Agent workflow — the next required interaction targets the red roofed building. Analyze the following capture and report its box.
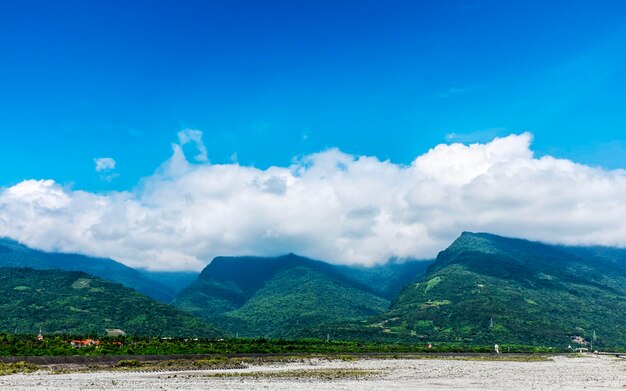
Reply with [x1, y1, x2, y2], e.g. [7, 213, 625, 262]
[71, 339, 100, 348]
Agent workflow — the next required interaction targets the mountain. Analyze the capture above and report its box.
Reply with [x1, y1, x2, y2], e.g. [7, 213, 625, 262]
[139, 270, 200, 294]
[174, 254, 392, 338]
[0, 238, 176, 302]
[0, 267, 224, 337]
[336, 259, 433, 299]
[375, 232, 626, 348]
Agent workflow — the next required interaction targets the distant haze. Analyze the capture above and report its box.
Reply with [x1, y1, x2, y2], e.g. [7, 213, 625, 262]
[2, 132, 626, 271]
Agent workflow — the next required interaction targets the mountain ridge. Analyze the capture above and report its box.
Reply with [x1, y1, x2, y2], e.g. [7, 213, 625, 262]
[174, 253, 430, 338]
[0, 238, 177, 302]
[0, 267, 224, 337]
[374, 232, 626, 348]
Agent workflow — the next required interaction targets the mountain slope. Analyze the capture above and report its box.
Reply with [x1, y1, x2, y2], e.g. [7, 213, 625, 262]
[335, 259, 433, 299]
[377, 232, 626, 348]
[0, 238, 176, 302]
[139, 270, 200, 294]
[174, 254, 390, 338]
[0, 267, 223, 337]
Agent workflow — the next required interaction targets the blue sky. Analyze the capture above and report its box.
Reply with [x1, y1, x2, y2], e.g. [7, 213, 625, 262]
[2, 0, 626, 192]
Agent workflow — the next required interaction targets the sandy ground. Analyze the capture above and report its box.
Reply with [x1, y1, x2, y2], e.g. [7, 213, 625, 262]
[1, 355, 624, 390]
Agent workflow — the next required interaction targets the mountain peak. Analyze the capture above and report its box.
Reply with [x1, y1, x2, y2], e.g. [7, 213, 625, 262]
[175, 253, 392, 338]
[381, 233, 626, 347]
[434, 231, 579, 278]
[458, 231, 504, 240]
[444, 231, 503, 256]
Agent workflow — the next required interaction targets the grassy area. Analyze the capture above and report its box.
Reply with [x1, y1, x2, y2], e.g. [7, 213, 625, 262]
[0, 361, 38, 376]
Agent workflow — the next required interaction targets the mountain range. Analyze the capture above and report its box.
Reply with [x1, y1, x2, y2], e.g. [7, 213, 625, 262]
[1, 233, 625, 348]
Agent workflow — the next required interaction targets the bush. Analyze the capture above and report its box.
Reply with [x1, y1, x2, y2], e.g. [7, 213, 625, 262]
[115, 359, 141, 368]
[0, 361, 38, 375]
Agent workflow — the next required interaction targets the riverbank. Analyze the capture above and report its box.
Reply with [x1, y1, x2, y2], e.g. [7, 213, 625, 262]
[1, 354, 624, 390]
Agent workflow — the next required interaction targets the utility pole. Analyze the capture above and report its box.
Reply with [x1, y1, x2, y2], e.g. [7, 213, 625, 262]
[591, 330, 596, 352]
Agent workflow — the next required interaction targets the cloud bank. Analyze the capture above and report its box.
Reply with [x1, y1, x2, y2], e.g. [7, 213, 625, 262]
[2, 132, 626, 271]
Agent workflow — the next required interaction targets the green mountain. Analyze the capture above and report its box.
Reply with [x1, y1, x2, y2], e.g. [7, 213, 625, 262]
[375, 232, 626, 348]
[0, 238, 176, 302]
[174, 254, 392, 338]
[336, 259, 433, 299]
[0, 267, 223, 337]
[139, 270, 200, 294]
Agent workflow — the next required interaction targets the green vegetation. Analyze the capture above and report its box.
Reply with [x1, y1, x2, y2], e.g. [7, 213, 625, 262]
[139, 270, 199, 294]
[0, 238, 177, 302]
[219, 267, 389, 337]
[371, 232, 626, 349]
[174, 254, 393, 338]
[2, 233, 625, 352]
[0, 268, 223, 337]
[0, 332, 561, 357]
[424, 276, 442, 292]
[334, 259, 433, 299]
[0, 361, 38, 375]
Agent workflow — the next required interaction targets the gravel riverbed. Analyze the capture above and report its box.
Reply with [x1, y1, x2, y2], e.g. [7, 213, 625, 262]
[1, 355, 624, 390]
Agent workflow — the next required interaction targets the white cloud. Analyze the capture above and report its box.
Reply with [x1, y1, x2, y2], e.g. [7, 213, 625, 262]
[3, 132, 626, 271]
[444, 127, 507, 144]
[178, 129, 208, 162]
[94, 157, 118, 182]
[94, 157, 116, 172]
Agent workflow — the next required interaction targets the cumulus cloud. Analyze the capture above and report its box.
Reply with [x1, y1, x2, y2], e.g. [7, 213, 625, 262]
[94, 157, 116, 172]
[2, 132, 626, 271]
